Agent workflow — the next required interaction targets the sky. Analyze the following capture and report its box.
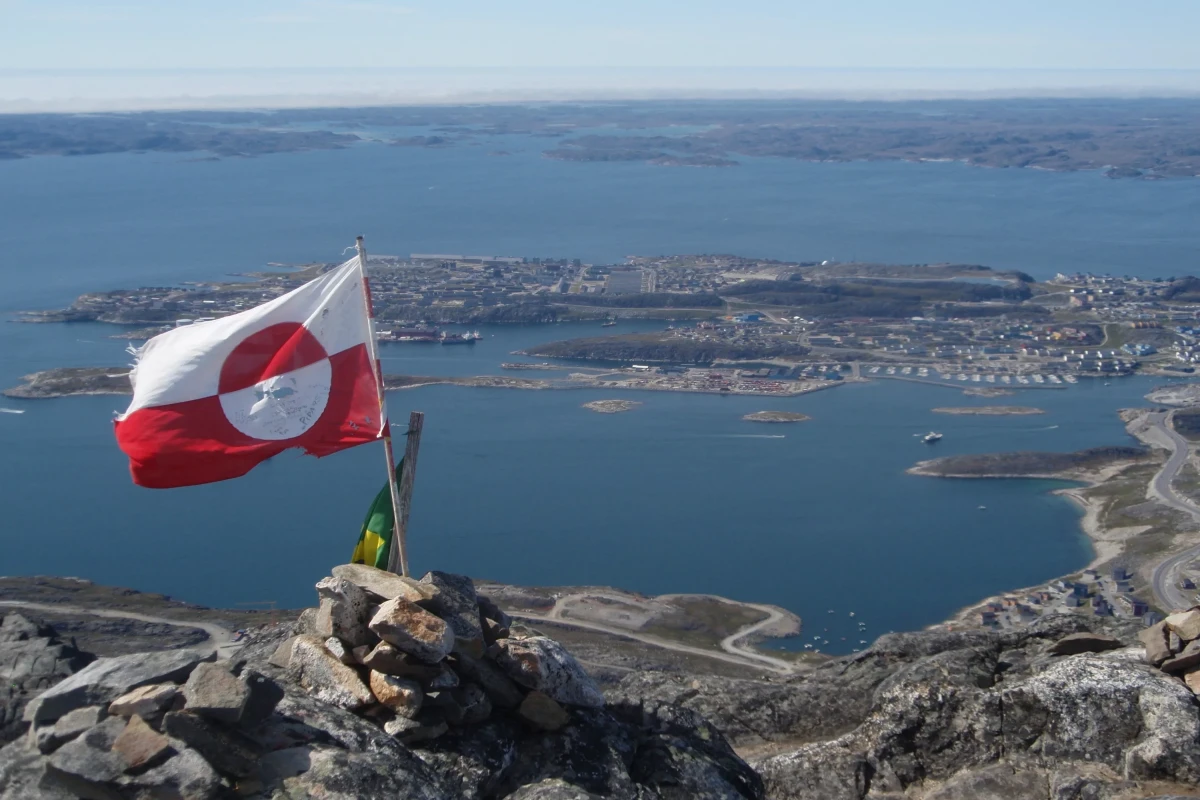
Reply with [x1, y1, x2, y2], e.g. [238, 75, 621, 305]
[2, 0, 1200, 109]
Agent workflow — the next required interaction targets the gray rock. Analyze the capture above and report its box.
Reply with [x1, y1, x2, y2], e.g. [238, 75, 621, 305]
[268, 635, 298, 669]
[111, 714, 173, 773]
[332, 563, 436, 603]
[506, 779, 600, 800]
[119, 747, 222, 799]
[477, 594, 513, 629]
[451, 653, 525, 710]
[251, 691, 409, 759]
[287, 635, 374, 710]
[369, 671, 423, 718]
[162, 710, 258, 778]
[47, 715, 128, 784]
[1170, 630, 1184, 654]
[1140, 622, 1172, 666]
[239, 668, 285, 726]
[324, 636, 357, 665]
[368, 597, 455, 664]
[1048, 632, 1124, 656]
[182, 661, 248, 724]
[922, 763, 1050, 800]
[1165, 608, 1200, 641]
[33, 705, 108, 754]
[23, 648, 211, 725]
[269, 745, 451, 799]
[1161, 640, 1200, 673]
[519, 691, 569, 732]
[361, 641, 443, 681]
[420, 571, 486, 658]
[295, 607, 321, 637]
[437, 683, 492, 726]
[384, 716, 421, 737]
[0, 614, 92, 744]
[315, 577, 374, 647]
[108, 683, 179, 719]
[0, 737, 77, 800]
[492, 636, 605, 708]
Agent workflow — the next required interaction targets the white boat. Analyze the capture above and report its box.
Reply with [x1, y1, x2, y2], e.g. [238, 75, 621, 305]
[0, 408, 24, 415]
[1065, 375, 1078, 384]
[971, 374, 981, 382]
[986, 375, 996, 383]
[1049, 375, 1062, 384]
[1001, 375, 1012, 384]
[923, 432, 943, 444]
[1033, 374, 1045, 384]
[901, 367, 912, 375]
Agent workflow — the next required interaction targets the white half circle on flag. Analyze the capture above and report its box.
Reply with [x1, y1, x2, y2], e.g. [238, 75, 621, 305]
[120, 257, 369, 418]
[218, 358, 332, 441]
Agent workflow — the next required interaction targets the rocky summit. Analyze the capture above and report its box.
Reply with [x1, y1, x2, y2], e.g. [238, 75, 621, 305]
[0, 568, 763, 799]
[5, 575, 1200, 799]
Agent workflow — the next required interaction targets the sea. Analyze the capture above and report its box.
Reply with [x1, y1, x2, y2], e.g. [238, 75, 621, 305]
[2, 127, 1200, 652]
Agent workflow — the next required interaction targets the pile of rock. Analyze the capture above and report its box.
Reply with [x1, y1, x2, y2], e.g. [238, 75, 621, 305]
[0, 613, 91, 746]
[1139, 605, 1200, 691]
[17, 647, 283, 797]
[274, 565, 606, 743]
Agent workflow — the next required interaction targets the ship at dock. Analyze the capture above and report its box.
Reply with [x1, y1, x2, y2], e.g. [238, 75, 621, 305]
[441, 331, 482, 345]
[378, 326, 439, 343]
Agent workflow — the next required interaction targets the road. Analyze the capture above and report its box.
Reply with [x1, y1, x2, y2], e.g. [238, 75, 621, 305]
[1141, 411, 1200, 611]
[512, 591, 799, 675]
[0, 600, 241, 659]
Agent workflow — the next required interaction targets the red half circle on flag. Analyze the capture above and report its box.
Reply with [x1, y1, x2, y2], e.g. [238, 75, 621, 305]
[115, 345, 379, 488]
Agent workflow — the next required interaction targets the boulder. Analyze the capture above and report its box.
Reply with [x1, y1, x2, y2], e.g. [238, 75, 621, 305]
[295, 607, 321, 637]
[0, 737, 74, 800]
[111, 714, 172, 773]
[1048, 632, 1124, 656]
[368, 597, 455, 664]
[239, 669, 285, 726]
[288, 635, 374, 711]
[332, 563, 437, 603]
[1165, 608, 1200, 641]
[369, 671, 423, 718]
[1171, 630, 1184, 653]
[1139, 622, 1172, 666]
[415, 720, 521, 799]
[269, 636, 298, 669]
[33, 705, 108, 754]
[435, 683, 491, 726]
[47, 715, 128, 784]
[419, 572, 485, 658]
[1160, 640, 1200, 674]
[23, 649, 211, 725]
[506, 779, 597, 800]
[325, 637, 357, 665]
[108, 683, 179, 719]
[492, 637, 605, 708]
[0, 614, 92, 745]
[384, 716, 422, 737]
[162, 710, 259, 778]
[266, 745, 451, 799]
[361, 642, 442, 682]
[451, 653, 525, 710]
[518, 691, 569, 732]
[120, 747, 222, 799]
[315, 577, 374, 647]
[477, 595, 513, 629]
[1184, 670, 1200, 695]
[428, 663, 461, 690]
[182, 661, 249, 724]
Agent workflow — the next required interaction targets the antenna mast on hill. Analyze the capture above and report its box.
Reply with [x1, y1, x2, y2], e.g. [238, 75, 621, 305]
[356, 236, 422, 577]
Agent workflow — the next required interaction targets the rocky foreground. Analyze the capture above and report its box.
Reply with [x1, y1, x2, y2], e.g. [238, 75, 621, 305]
[5, 569, 1200, 799]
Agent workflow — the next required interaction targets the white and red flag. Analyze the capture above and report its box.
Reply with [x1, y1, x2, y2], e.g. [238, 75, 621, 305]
[114, 257, 383, 488]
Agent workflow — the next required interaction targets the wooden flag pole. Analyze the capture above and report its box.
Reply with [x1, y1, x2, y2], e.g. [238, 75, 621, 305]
[390, 411, 423, 577]
[355, 236, 410, 576]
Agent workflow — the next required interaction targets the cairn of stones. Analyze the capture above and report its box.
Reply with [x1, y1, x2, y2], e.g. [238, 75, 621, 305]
[278, 565, 605, 742]
[1140, 605, 1200, 692]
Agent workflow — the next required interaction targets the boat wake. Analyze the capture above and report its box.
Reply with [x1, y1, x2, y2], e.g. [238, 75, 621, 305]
[710, 434, 785, 439]
[0, 408, 25, 415]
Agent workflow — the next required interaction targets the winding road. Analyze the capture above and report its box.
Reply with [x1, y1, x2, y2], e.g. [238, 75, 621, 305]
[511, 591, 799, 675]
[0, 600, 241, 659]
[1140, 411, 1200, 611]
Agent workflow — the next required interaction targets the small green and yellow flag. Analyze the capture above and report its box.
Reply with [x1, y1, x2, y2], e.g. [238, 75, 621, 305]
[350, 459, 403, 569]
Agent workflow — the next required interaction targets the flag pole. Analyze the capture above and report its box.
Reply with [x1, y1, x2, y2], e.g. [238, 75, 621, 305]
[355, 236, 410, 577]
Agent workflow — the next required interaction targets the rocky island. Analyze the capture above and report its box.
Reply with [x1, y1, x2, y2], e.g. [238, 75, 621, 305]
[742, 411, 810, 423]
[582, 399, 641, 414]
[931, 405, 1045, 416]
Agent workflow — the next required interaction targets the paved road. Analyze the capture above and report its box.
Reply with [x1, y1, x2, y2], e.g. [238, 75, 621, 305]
[0, 600, 241, 659]
[514, 591, 798, 675]
[1141, 412, 1200, 611]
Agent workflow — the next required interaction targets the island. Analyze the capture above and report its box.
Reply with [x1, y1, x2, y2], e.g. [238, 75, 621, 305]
[931, 406, 1045, 416]
[743, 411, 810, 423]
[3, 367, 133, 399]
[582, 399, 642, 414]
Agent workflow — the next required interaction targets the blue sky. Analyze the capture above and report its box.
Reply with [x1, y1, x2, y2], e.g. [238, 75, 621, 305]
[3, 0, 1199, 71]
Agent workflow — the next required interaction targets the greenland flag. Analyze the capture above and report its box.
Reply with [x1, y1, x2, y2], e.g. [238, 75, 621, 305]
[115, 258, 382, 488]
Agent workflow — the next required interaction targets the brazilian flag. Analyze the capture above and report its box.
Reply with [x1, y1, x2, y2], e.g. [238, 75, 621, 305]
[351, 459, 403, 569]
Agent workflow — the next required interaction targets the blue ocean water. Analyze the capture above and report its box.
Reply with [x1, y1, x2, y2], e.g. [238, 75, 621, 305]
[1, 134, 1197, 650]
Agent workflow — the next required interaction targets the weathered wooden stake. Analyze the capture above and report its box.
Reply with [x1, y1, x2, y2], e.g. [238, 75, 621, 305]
[388, 411, 423, 577]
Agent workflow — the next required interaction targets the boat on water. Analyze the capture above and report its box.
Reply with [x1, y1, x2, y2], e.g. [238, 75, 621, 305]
[601, 320, 617, 327]
[379, 326, 440, 343]
[923, 431, 943, 443]
[441, 331, 482, 345]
